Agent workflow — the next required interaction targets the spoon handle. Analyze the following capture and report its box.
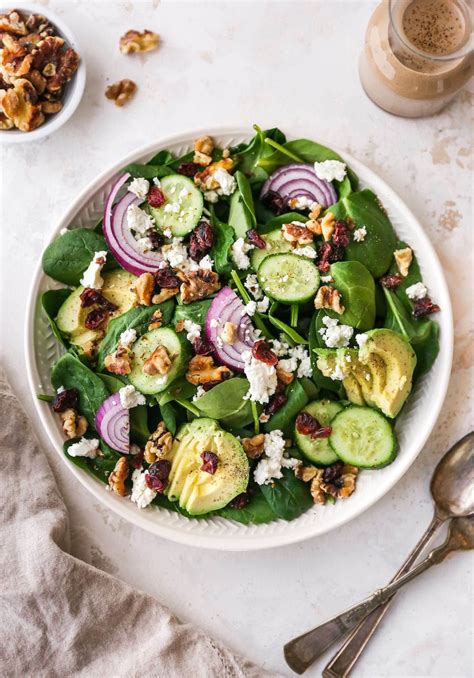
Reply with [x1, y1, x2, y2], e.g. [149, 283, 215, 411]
[322, 514, 443, 678]
[284, 528, 456, 674]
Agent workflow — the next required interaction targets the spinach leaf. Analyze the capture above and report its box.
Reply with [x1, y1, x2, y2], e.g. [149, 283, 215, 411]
[228, 171, 257, 238]
[97, 301, 175, 370]
[41, 289, 71, 346]
[266, 313, 308, 345]
[52, 353, 109, 427]
[218, 489, 277, 524]
[64, 438, 116, 483]
[210, 207, 235, 276]
[172, 299, 211, 328]
[220, 399, 255, 430]
[309, 312, 345, 396]
[159, 402, 177, 435]
[260, 212, 306, 233]
[158, 378, 196, 406]
[233, 126, 286, 184]
[146, 150, 173, 165]
[299, 376, 319, 400]
[260, 469, 313, 521]
[124, 163, 175, 179]
[331, 261, 376, 331]
[264, 379, 309, 433]
[42, 229, 117, 286]
[194, 378, 250, 419]
[331, 190, 397, 278]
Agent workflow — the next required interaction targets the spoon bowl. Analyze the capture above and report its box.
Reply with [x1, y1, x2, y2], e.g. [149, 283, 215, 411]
[431, 431, 474, 520]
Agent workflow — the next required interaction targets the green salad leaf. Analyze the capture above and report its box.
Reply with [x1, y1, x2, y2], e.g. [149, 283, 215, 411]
[41, 289, 71, 347]
[330, 261, 376, 331]
[260, 469, 313, 521]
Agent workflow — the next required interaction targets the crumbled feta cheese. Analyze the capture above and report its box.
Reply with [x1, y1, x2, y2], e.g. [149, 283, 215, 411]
[135, 236, 153, 253]
[356, 333, 369, 348]
[119, 328, 137, 348]
[162, 238, 198, 272]
[242, 350, 278, 404]
[278, 356, 298, 373]
[321, 275, 333, 283]
[198, 254, 214, 270]
[319, 316, 354, 348]
[313, 159, 347, 183]
[163, 228, 172, 238]
[290, 344, 313, 378]
[353, 226, 367, 242]
[289, 196, 318, 211]
[131, 469, 156, 509]
[152, 177, 161, 187]
[56, 385, 65, 394]
[192, 385, 206, 401]
[244, 300, 257, 316]
[80, 251, 107, 289]
[231, 238, 254, 270]
[244, 274, 263, 300]
[164, 201, 181, 214]
[330, 362, 346, 381]
[119, 385, 146, 409]
[293, 246, 317, 259]
[68, 437, 100, 459]
[178, 187, 189, 200]
[128, 177, 150, 199]
[270, 338, 291, 357]
[213, 167, 237, 196]
[183, 319, 201, 342]
[406, 282, 428, 301]
[210, 318, 218, 328]
[203, 190, 219, 203]
[257, 296, 270, 313]
[127, 203, 155, 236]
[59, 227, 68, 235]
[254, 430, 300, 485]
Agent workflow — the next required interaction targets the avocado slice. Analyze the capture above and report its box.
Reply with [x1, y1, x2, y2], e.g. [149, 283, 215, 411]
[56, 269, 137, 356]
[315, 329, 416, 418]
[166, 419, 249, 515]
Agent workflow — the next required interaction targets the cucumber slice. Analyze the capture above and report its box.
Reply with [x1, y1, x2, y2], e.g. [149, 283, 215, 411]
[250, 228, 293, 270]
[149, 174, 203, 237]
[329, 405, 397, 468]
[257, 253, 320, 304]
[295, 400, 344, 465]
[129, 327, 190, 395]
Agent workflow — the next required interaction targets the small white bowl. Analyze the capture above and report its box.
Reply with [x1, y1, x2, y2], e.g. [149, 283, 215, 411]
[0, 3, 86, 143]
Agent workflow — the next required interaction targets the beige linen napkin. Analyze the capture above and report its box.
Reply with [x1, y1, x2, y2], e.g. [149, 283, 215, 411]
[0, 369, 278, 678]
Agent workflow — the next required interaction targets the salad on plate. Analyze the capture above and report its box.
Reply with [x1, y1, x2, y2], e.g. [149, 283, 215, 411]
[39, 125, 441, 524]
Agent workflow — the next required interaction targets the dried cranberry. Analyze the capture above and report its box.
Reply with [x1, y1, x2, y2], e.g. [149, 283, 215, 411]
[154, 268, 180, 289]
[379, 273, 404, 290]
[145, 474, 167, 493]
[200, 451, 218, 475]
[201, 380, 221, 392]
[246, 229, 266, 249]
[84, 307, 110, 330]
[52, 388, 79, 412]
[189, 221, 214, 261]
[295, 411, 321, 435]
[413, 296, 440, 318]
[322, 462, 344, 484]
[229, 492, 250, 509]
[332, 220, 350, 247]
[147, 229, 164, 250]
[79, 288, 116, 312]
[147, 186, 166, 208]
[148, 459, 171, 481]
[193, 337, 213, 355]
[177, 162, 200, 177]
[317, 242, 344, 273]
[311, 426, 332, 439]
[129, 450, 144, 470]
[263, 392, 287, 418]
[252, 340, 278, 366]
[261, 189, 287, 215]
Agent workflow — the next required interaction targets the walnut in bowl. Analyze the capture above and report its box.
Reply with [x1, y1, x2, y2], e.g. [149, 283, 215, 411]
[0, 5, 85, 142]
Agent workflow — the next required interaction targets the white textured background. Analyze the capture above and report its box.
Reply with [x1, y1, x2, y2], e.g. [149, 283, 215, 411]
[0, 1, 472, 676]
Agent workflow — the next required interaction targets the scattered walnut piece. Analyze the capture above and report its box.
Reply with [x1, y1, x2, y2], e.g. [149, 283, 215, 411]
[394, 247, 413, 277]
[306, 219, 322, 235]
[148, 309, 163, 331]
[309, 204, 322, 220]
[221, 321, 237, 345]
[321, 465, 359, 499]
[296, 465, 318, 482]
[60, 408, 88, 439]
[104, 345, 133, 375]
[241, 434, 265, 459]
[193, 135, 214, 166]
[119, 29, 160, 54]
[2, 78, 44, 131]
[314, 285, 345, 314]
[194, 157, 234, 190]
[108, 456, 129, 496]
[281, 222, 314, 246]
[151, 287, 178, 304]
[105, 78, 137, 107]
[179, 269, 220, 304]
[175, 320, 185, 333]
[310, 470, 327, 504]
[186, 354, 231, 385]
[134, 272, 155, 306]
[144, 421, 173, 464]
[0, 10, 28, 36]
[142, 345, 171, 376]
[320, 212, 335, 241]
[276, 366, 294, 385]
[0, 111, 13, 129]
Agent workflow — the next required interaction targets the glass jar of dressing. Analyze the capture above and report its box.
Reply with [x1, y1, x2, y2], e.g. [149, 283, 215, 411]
[359, 0, 473, 117]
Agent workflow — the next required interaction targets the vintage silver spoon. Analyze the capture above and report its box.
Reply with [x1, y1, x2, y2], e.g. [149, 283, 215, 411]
[284, 431, 474, 675]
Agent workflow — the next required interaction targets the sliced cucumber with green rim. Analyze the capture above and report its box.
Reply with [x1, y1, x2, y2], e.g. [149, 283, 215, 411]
[250, 228, 293, 270]
[149, 174, 203, 237]
[257, 253, 320, 304]
[129, 327, 190, 395]
[329, 405, 397, 468]
[295, 400, 344, 466]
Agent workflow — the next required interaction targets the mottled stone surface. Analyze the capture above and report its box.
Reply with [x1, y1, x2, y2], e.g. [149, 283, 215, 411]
[0, 1, 472, 676]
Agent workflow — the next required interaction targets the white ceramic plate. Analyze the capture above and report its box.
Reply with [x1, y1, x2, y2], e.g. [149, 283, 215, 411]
[25, 127, 453, 551]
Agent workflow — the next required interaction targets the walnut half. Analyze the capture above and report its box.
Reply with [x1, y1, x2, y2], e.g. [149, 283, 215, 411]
[105, 78, 137, 107]
[60, 408, 88, 439]
[108, 456, 129, 496]
[144, 421, 173, 464]
[142, 345, 171, 376]
[314, 285, 345, 314]
[119, 30, 160, 54]
[1, 78, 44, 131]
[186, 355, 232, 385]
